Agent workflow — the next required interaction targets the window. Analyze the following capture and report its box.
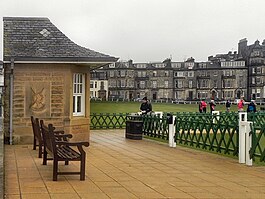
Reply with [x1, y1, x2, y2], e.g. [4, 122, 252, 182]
[199, 92, 208, 99]
[252, 77, 255, 84]
[177, 80, 183, 88]
[201, 80, 209, 88]
[223, 80, 232, 88]
[121, 80, 126, 87]
[224, 91, 233, 98]
[140, 81, 145, 88]
[256, 67, 261, 74]
[252, 68, 255, 74]
[257, 89, 261, 98]
[95, 82, 97, 89]
[73, 73, 85, 116]
[152, 81, 157, 88]
[127, 80, 134, 88]
[177, 72, 184, 77]
[256, 77, 262, 84]
[109, 71, 114, 77]
[165, 80, 169, 88]
[165, 71, 169, 77]
[189, 81, 193, 88]
[153, 71, 157, 77]
[172, 63, 182, 68]
[109, 80, 116, 87]
[120, 70, 126, 77]
[100, 81, 104, 90]
[188, 71, 194, 77]
[90, 82, 94, 88]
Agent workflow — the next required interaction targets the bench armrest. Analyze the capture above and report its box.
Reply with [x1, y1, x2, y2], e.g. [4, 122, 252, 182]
[54, 130, 65, 134]
[56, 141, 89, 147]
[54, 134, 73, 141]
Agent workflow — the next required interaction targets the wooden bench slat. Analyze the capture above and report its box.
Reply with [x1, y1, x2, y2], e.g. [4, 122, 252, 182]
[40, 120, 89, 181]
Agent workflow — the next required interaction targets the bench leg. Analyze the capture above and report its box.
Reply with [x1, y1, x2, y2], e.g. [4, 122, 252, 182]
[53, 159, 58, 181]
[38, 143, 42, 158]
[33, 136, 36, 150]
[80, 155, 86, 181]
[43, 148, 47, 165]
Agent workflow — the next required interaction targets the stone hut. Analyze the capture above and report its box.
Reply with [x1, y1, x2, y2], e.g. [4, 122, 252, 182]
[3, 17, 118, 144]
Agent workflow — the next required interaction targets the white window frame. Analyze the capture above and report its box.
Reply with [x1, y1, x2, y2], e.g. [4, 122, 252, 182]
[73, 73, 85, 116]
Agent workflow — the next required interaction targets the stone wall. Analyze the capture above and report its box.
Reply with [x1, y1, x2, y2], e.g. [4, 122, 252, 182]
[4, 63, 90, 144]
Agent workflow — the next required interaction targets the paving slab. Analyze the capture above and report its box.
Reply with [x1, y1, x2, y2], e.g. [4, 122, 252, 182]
[4, 129, 265, 199]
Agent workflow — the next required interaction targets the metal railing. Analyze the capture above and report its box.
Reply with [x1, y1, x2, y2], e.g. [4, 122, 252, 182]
[90, 111, 265, 162]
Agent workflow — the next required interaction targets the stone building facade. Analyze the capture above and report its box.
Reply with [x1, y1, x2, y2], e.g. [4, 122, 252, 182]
[92, 38, 265, 102]
[3, 17, 117, 144]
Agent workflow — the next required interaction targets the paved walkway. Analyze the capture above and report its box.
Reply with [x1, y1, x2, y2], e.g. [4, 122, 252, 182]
[4, 130, 265, 199]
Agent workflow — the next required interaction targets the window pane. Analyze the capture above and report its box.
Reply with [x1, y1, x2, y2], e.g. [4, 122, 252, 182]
[77, 96, 81, 112]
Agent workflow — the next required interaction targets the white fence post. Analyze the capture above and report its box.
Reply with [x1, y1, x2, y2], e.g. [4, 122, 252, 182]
[245, 121, 253, 166]
[212, 111, 220, 124]
[169, 116, 176, 148]
[238, 112, 253, 166]
[239, 112, 247, 164]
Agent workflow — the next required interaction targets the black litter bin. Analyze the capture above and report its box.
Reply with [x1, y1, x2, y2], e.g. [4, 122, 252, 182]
[125, 114, 143, 140]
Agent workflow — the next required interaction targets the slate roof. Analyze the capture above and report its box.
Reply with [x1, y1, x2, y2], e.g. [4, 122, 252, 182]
[3, 17, 118, 63]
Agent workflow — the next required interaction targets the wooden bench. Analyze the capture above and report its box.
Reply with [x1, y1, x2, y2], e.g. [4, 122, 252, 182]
[40, 120, 89, 181]
[31, 116, 65, 158]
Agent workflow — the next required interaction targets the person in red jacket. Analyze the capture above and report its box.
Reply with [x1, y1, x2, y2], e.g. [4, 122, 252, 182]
[199, 100, 207, 113]
[237, 96, 245, 112]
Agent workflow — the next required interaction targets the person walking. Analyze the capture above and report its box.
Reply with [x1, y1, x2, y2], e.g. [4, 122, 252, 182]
[199, 100, 207, 113]
[225, 100, 231, 112]
[247, 100, 257, 113]
[209, 99, 216, 113]
[237, 96, 245, 112]
[140, 97, 152, 114]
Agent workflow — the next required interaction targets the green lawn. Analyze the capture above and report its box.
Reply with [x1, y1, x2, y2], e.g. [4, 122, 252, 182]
[91, 101, 244, 113]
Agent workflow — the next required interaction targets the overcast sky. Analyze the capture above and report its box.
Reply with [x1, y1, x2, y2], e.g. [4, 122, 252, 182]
[1, 0, 265, 62]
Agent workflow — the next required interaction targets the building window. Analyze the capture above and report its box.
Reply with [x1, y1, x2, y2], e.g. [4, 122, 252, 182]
[252, 77, 255, 84]
[95, 82, 97, 89]
[177, 80, 183, 88]
[199, 92, 208, 99]
[120, 70, 126, 77]
[189, 81, 193, 88]
[153, 71, 157, 77]
[165, 80, 169, 88]
[188, 71, 194, 77]
[73, 73, 85, 116]
[121, 80, 126, 87]
[201, 80, 209, 88]
[224, 91, 233, 98]
[252, 68, 255, 74]
[140, 81, 145, 89]
[109, 71, 114, 77]
[177, 72, 184, 77]
[213, 71, 218, 76]
[223, 80, 232, 88]
[165, 71, 169, 77]
[90, 82, 94, 88]
[152, 81, 157, 88]
[257, 89, 261, 98]
[256, 67, 261, 74]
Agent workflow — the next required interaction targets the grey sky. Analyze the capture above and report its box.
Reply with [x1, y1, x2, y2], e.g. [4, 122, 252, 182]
[1, 0, 265, 62]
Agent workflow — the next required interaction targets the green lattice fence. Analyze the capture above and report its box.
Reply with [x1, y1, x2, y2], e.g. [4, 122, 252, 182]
[249, 112, 265, 162]
[90, 113, 129, 129]
[142, 114, 169, 140]
[175, 112, 239, 156]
